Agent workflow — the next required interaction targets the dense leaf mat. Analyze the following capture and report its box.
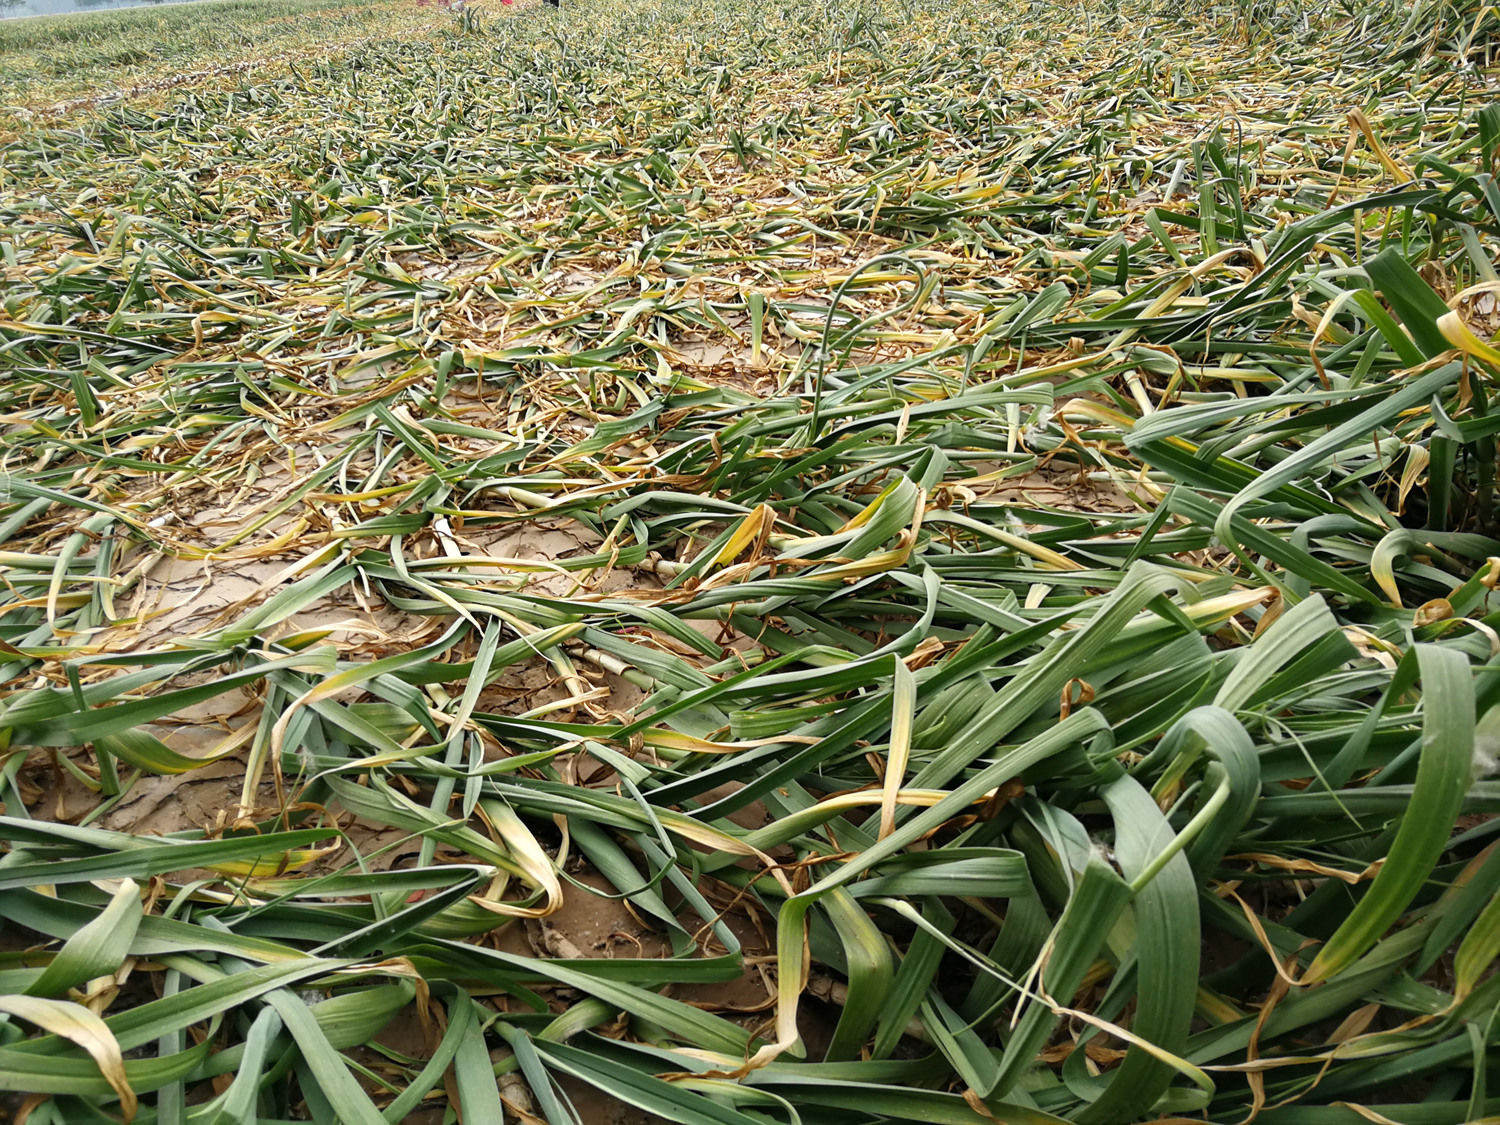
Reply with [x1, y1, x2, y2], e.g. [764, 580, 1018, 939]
[0, 0, 433, 120]
[2, 0, 1500, 1120]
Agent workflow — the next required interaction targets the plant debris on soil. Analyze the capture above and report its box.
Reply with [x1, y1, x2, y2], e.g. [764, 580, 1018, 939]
[2, 0, 1500, 1121]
